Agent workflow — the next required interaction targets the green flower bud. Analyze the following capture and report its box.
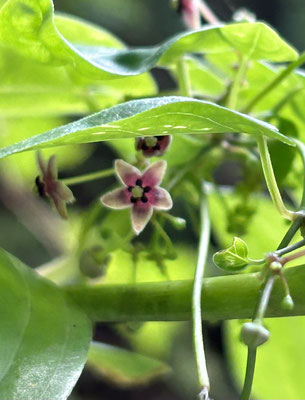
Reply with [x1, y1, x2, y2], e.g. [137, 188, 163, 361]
[281, 295, 294, 311]
[269, 261, 282, 272]
[241, 322, 270, 348]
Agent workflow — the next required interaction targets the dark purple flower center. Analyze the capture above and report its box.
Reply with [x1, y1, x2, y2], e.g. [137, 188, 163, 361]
[128, 179, 151, 204]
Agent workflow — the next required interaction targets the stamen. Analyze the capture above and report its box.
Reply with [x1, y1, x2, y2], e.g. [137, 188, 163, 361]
[154, 143, 161, 151]
[136, 179, 142, 187]
[141, 195, 148, 203]
[128, 186, 133, 192]
[130, 197, 137, 203]
[144, 186, 151, 193]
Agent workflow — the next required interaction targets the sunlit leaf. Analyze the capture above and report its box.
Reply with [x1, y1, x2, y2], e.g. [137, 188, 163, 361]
[0, 0, 297, 79]
[226, 317, 305, 399]
[0, 249, 91, 400]
[86, 341, 171, 387]
[0, 96, 293, 160]
[213, 237, 250, 271]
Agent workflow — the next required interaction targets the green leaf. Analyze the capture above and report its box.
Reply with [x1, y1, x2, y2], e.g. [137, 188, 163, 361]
[0, 97, 293, 159]
[0, 249, 91, 400]
[213, 237, 250, 271]
[86, 341, 171, 387]
[226, 317, 305, 399]
[171, 56, 226, 98]
[0, 0, 297, 79]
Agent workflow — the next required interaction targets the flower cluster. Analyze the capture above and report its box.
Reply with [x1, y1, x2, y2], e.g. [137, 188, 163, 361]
[101, 160, 172, 234]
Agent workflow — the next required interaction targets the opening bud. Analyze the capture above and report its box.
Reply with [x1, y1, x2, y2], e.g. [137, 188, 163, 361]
[281, 295, 294, 311]
[241, 321, 270, 348]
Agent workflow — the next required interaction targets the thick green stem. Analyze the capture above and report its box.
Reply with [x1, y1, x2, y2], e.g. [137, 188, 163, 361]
[242, 52, 305, 113]
[65, 264, 305, 322]
[257, 135, 294, 220]
[176, 58, 192, 97]
[61, 168, 114, 186]
[241, 348, 257, 400]
[277, 219, 301, 249]
[192, 192, 210, 394]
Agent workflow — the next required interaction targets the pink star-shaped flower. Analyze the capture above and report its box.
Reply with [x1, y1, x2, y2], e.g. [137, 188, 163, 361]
[100, 160, 173, 235]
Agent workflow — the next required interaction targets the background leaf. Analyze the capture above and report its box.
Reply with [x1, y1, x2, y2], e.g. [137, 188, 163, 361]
[226, 317, 305, 399]
[0, 249, 91, 400]
[86, 341, 171, 387]
[0, 0, 297, 79]
[0, 96, 293, 159]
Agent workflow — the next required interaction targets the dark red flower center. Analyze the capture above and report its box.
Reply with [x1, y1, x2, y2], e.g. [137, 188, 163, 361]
[128, 179, 151, 204]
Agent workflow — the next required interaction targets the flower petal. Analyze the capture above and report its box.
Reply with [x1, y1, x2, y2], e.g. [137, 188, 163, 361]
[131, 204, 153, 235]
[101, 188, 131, 210]
[150, 187, 173, 210]
[47, 155, 58, 180]
[37, 151, 47, 176]
[142, 160, 167, 187]
[115, 159, 141, 187]
[55, 181, 75, 203]
[52, 197, 68, 219]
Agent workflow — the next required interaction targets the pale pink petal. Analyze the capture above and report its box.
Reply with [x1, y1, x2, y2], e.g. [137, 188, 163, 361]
[47, 155, 58, 180]
[149, 187, 173, 210]
[115, 159, 141, 187]
[37, 151, 47, 176]
[131, 204, 153, 235]
[101, 188, 131, 210]
[55, 181, 75, 203]
[142, 160, 167, 187]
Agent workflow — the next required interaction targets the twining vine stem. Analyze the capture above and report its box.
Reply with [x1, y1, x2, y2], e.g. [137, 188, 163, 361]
[192, 188, 211, 397]
[256, 135, 295, 220]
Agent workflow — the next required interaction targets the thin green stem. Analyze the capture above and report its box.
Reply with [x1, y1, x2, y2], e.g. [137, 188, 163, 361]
[192, 191, 211, 395]
[61, 168, 114, 186]
[282, 248, 305, 265]
[256, 135, 294, 220]
[277, 219, 301, 250]
[241, 274, 275, 400]
[242, 52, 305, 113]
[227, 56, 248, 110]
[255, 275, 276, 322]
[241, 348, 257, 400]
[294, 139, 305, 209]
[176, 58, 192, 97]
[275, 239, 305, 257]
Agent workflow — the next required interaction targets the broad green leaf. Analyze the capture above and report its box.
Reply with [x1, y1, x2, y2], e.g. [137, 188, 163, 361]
[226, 317, 305, 399]
[0, 0, 297, 79]
[0, 249, 91, 400]
[171, 56, 226, 98]
[213, 237, 250, 271]
[0, 117, 92, 181]
[104, 246, 197, 284]
[86, 341, 171, 387]
[0, 97, 293, 159]
[0, 28, 156, 118]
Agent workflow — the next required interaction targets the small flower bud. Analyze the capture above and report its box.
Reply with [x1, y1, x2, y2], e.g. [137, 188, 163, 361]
[281, 295, 294, 311]
[241, 322, 270, 348]
[269, 261, 282, 272]
[79, 247, 110, 279]
[136, 136, 172, 158]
